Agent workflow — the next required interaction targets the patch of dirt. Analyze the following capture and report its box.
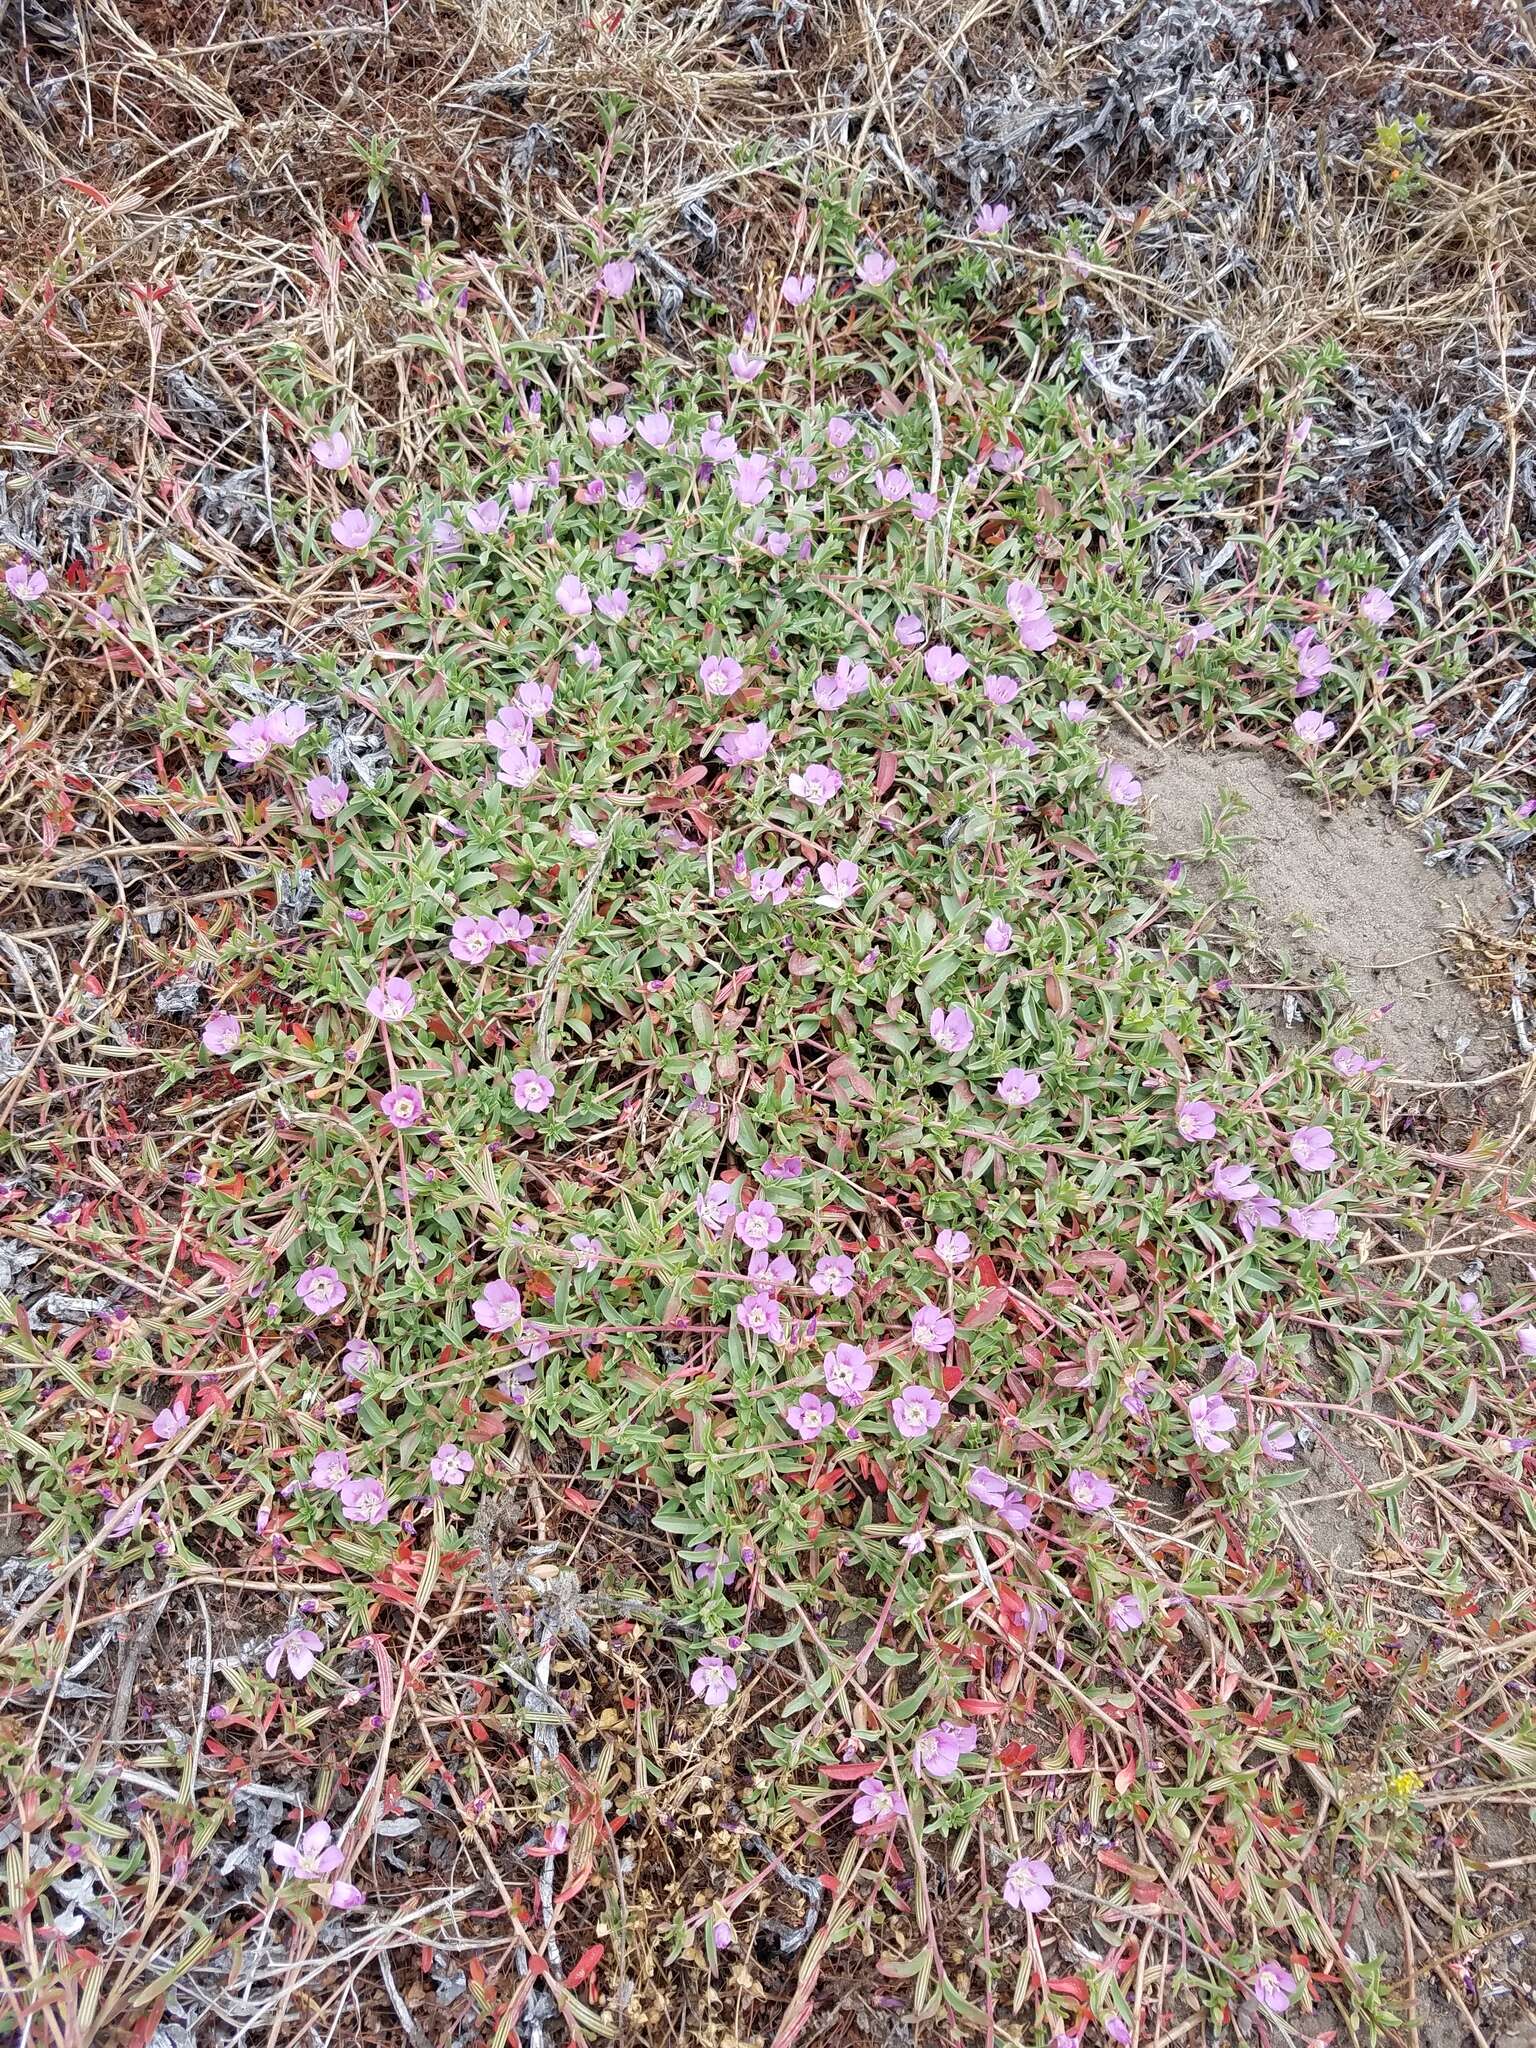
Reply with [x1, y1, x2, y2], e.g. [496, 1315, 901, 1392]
[1137, 741, 1515, 1089]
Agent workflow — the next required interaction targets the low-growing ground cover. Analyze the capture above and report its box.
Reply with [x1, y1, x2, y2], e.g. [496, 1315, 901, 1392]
[3, 198, 1534, 2046]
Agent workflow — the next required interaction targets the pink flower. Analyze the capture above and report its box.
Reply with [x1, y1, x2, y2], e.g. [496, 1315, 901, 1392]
[555, 573, 591, 617]
[5, 561, 48, 601]
[787, 1393, 836, 1441]
[599, 258, 635, 298]
[1188, 1389, 1238, 1453]
[1176, 1099, 1217, 1142]
[1237, 1194, 1281, 1242]
[466, 497, 505, 536]
[329, 1880, 365, 1910]
[910, 1302, 955, 1351]
[1063, 699, 1092, 723]
[968, 1466, 1032, 1533]
[473, 1279, 522, 1334]
[699, 653, 744, 698]
[787, 763, 842, 809]
[511, 1069, 555, 1114]
[826, 415, 856, 449]
[748, 865, 794, 904]
[1286, 1202, 1339, 1244]
[735, 1197, 784, 1249]
[856, 249, 897, 286]
[929, 1004, 974, 1056]
[1332, 1045, 1384, 1079]
[152, 1397, 188, 1441]
[998, 1067, 1041, 1107]
[1208, 1157, 1261, 1203]
[1066, 1468, 1115, 1514]
[486, 702, 533, 748]
[1006, 579, 1057, 651]
[296, 1265, 347, 1316]
[272, 1819, 345, 1884]
[699, 419, 737, 461]
[924, 643, 968, 685]
[224, 714, 275, 765]
[508, 477, 538, 515]
[365, 976, 415, 1022]
[596, 587, 631, 622]
[781, 272, 816, 305]
[728, 346, 766, 380]
[449, 914, 500, 965]
[810, 1252, 856, 1299]
[814, 655, 870, 710]
[202, 1011, 241, 1056]
[1292, 626, 1334, 683]
[912, 1718, 976, 1777]
[690, 1655, 738, 1707]
[1292, 710, 1336, 745]
[735, 1291, 787, 1342]
[496, 740, 542, 789]
[265, 1626, 324, 1681]
[874, 465, 911, 503]
[747, 1248, 794, 1287]
[338, 1474, 388, 1525]
[894, 612, 925, 648]
[1259, 1421, 1297, 1463]
[341, 1338, 379, 1377]
[851, 1775, 904, 1827]
[974, 202, 1012, 234]
[823, 1342, 873, 1403]
[717, 722, 774, 767]
[589, 413, 630, 450]
[698, 1181, 738, 1236]
[1289, 1124, 1336, 1171]
[984, 673, 1019, 707]
[636, 410, 672, 449]
[380, 1085, 425, 1129]
[730, 452, 775, 507]
[1359, 586, 1394, 627]
[891, 1384, 945, 1438]
[430, 1442, 472, 1487]
[310, 1450, 350, 1491]
[934, 1228, 971, 1267]
[1002, 1856, 1054, 1913]
[329, 508, 376, 550]
[1109, 1593, 1145, 1633]
[816, 859, 860, 907]
[1103, 762, 1142, 806]
[309, 430, 351, 470]
[1249, 1962, 1297, 2016]
[981, 916, 1012, 955]
[306, 774, 348, 819]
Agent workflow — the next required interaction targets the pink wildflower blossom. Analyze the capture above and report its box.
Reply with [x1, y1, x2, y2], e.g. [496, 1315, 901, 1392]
[1176, 1098, 1217, 1141]
[430, 1442, 472, 1487]
[379, 1085, 425, 1129]
[338, 1474, 388, 1525]
[265, 1627, 323, 1681]
[1002, 1857, 1054, 1913]
[1066, 1469, 1115, 1513]
[852, 1776, 904, 1827]
[787, 762, 842, 808]
[329, 508, 375, 550]
[1249, 1962, 1297, 2016]
[974, 202, 1012, 234]
[823, 1342, 874, 1403]
[1103, 762, 1142, 806]
[998, 1067, 1041, 1107]
[929, 1004, 974, 1055]
[924, 643, 968, 685]
[555, 573, 591, 617]
[202, 1012, 241, 1056]
[735, 1291, 786, 1342]
[699, 653, 744, 698]
[366, 976, 415, 1022]
[787, 1393, 836, 1441]
[856, 249, 897, 286]
[810, 1253, 856, 1299]
[912, 1719, 976, 1777]
[1188, 1389, 1238, 1453]
[511, 1069, 555, 1114]
[472, 1279, 523, 1333]
[309, 430, 351, 470]
[891, 1384, 945, 1438]
[1289, 1124, 1336, 1171]
[690, 1656, 738, 1707]
[910, 1303, 955, 1351]
[296, 1265, 347, 1316]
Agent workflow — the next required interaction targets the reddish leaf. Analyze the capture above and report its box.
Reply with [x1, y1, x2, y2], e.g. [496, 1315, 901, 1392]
[1067, 1723, 1088, 1768]
[962, 1285, 1009, 1329]
[565, 1944, 604, 1992]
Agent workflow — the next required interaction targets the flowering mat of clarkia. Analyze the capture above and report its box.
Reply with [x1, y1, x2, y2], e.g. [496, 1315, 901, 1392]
[5, 210, 1534, 2047]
